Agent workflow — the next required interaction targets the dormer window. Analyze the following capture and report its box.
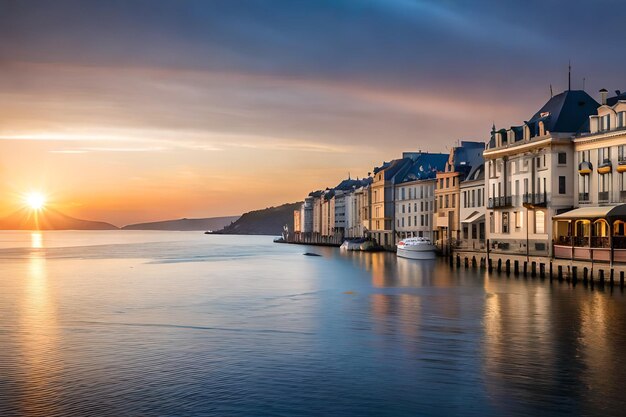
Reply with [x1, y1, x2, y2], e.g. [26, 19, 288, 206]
[538, 121, 546, 136]
[618, 111, 625, 129]
[600, 114, 611, 132]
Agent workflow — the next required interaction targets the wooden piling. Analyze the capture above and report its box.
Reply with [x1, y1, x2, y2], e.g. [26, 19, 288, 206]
[531, 261, 537, 278]
[539, 263, 546, 279]
[557, 265, 563, 281]
[523, 261, 528, 276]
[505, 259, 511, 275]
[464, 257, 469, 269]
[610, 269, 614, 287]
[572, 266, 578, 283]
[514, 260, 519, 275]
[472, 256, 477, 268]
[488, 258, 493, 272]
[621, 271, 624, 288]
[497, 259, 502, 273]
[599, 269, 605, 286]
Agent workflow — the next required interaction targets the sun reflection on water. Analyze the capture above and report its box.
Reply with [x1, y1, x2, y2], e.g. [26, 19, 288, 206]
[17, 242, 62, 414]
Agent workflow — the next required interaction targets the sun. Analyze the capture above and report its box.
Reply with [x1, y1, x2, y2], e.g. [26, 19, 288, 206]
[25, 192, 47, 210]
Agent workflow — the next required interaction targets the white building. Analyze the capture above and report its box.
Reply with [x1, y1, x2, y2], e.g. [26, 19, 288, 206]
[395, 179, 436, 241]
[459, 163, 486, 250]
[552, 89, 626, 264]
[484, 89, 600, 258]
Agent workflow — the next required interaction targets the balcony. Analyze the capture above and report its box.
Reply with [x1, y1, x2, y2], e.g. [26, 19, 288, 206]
[487, 196, 512, 209]
[522, 192, 547, 207]
[598, 191, 610, 203]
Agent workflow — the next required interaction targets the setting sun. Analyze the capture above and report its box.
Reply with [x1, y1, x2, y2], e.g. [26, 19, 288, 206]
[25, 192, 46, 210]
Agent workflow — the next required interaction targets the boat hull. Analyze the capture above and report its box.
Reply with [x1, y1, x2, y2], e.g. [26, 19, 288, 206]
[397, 245, 436, 260]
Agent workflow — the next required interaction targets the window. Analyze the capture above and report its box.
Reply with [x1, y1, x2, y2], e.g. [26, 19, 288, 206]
[558, 153, 567, 164]
[401, 188, 406, 200]
[619, 145, 626, 163]
[600, 114, 611, 131]
[559, 176, 566, 194]
[535, 211, 545, 234]
[502, 212, 509, 234]
[445, 195, 449, 208]
[420, 215, 424, 226]
[401, 217, 405, 227]
[536, 157, 541, 168]
[402, 204, 405, 214]
[599, 147, 611, 164]
[446, 177, 450, 188]
[515, 211, 523, 228]
[618, 111, 626, 128]
[489, 212, 495, 234]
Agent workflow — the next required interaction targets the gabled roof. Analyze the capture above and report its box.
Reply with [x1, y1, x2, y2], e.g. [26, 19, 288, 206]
[527, 90, 599, 134]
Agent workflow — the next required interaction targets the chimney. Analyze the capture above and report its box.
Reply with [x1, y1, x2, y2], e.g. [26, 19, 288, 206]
[599, 88, 608, 105]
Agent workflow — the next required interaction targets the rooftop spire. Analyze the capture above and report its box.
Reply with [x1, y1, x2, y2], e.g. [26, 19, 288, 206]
[568, 60, 571, 91]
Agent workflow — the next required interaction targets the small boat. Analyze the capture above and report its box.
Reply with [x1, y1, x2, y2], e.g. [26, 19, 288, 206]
[340, 238, 380, 252]
[396, 237, 436, 260]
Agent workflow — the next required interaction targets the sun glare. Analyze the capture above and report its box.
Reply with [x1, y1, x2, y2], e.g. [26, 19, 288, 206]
[25, 192, 47, 210]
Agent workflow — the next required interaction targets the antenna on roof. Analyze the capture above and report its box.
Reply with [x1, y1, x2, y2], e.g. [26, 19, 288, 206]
[348, 172, 351, 180]
[568, 60, 571, 91]
[550, 84, 553, 98]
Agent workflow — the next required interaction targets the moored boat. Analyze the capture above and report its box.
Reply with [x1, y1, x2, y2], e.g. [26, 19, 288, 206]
[396, 237, 436, 260]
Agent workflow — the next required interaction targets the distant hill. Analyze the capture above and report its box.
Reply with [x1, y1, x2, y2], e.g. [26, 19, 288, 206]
[216, 203, 300, 235]
[122, 216, 240, 231]
[0, 208, 118, 230]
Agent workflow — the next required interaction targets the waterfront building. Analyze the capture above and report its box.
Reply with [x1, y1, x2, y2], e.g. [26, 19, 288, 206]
[434, 141, 485, 253]
[355, 182, 372, 238]
[484, 89, 599, 258]
[302, 196, 313, 233]
[369, 157, 414, 247]
[293, 208, 302, 233]
[459, 162, 486, 251]
[394, 153, 448, 242]
[321, 189, 335, 237]
[333, 177, 370, 239]
[553, 89, 626, 263]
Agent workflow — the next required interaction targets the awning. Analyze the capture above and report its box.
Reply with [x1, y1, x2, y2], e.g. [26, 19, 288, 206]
[553, 204, 626, 222]
[461, 211, 485, 224]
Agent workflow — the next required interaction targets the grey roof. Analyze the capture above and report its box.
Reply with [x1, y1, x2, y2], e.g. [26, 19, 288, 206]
[334, 177, 371, 191]
[607, 89, 626, 106]
[527, 90, 599, 134]
[397, 152, 448, 184]
[453, 141, 485, 181]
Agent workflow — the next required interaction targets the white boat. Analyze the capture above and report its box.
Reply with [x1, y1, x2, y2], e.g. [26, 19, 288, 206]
[396, 237, 436, 260]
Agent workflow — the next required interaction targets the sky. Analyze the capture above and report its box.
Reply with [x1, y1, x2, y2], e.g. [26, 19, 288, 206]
[1, 0, 625, 226]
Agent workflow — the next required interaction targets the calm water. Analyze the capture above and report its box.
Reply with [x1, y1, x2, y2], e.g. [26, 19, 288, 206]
[1, 231, 626, 416]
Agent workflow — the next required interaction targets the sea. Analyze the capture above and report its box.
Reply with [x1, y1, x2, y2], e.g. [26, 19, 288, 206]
[0, 231, 625, 417]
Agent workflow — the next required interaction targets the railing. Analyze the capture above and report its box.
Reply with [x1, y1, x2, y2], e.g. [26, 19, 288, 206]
[621, 190, 626, 203]
[598, 191, 609, 202]
[487, 196, 513, 209]
[619, 155, 626, 164]
[522, 192, 547, 206]
[579, 192, 589, 202]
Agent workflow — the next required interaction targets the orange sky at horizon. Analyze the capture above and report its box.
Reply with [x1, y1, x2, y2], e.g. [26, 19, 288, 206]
[0, 62, 510, 226]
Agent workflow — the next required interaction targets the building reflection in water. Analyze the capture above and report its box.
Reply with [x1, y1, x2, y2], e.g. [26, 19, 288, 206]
[482, 275, 626, 414]
[16, 232, 62, 415]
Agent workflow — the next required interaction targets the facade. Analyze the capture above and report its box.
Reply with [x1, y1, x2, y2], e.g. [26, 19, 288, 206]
[434, 141, 485, 253]
[370, 157, 414, 247]
[484, 89, 599, 258]
[394, 152, 447, 242]
[459, 163, 486, 251]
[293, 209, 302, 233]
[552, 89, 626, 264]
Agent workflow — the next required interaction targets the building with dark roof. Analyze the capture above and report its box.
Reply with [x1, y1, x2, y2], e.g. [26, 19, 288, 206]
[434, 141, 486, 253]
[483, 89, 600, 258]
